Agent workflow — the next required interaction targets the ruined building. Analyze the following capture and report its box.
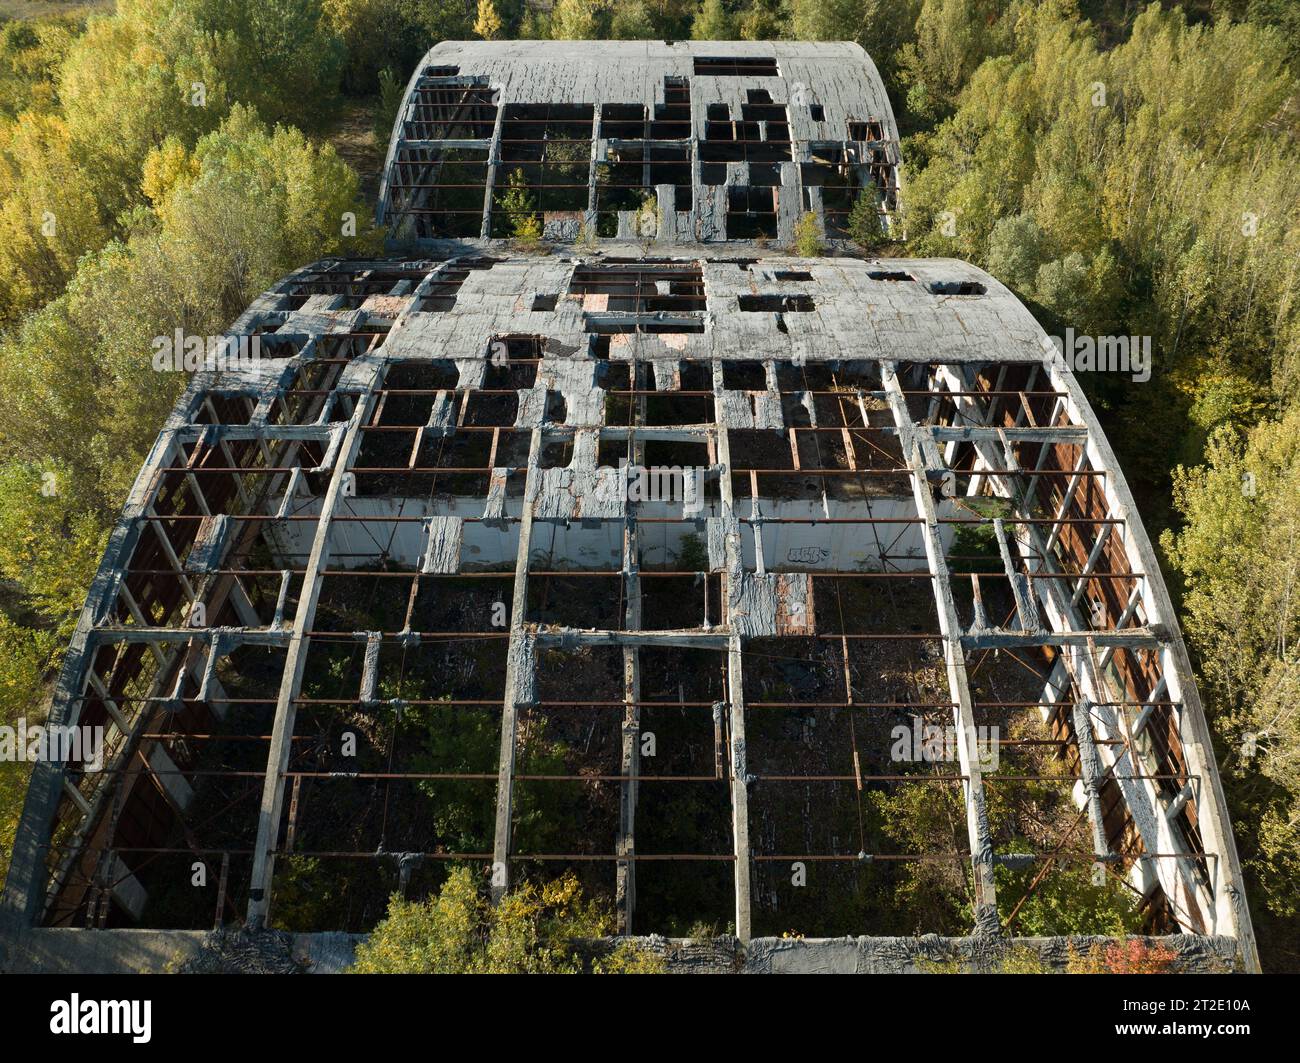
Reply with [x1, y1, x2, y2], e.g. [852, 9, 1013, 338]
[0, 41, 1257, 973]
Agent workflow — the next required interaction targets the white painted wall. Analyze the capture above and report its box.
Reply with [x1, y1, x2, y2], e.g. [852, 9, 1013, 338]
[269, 494, 948, 572]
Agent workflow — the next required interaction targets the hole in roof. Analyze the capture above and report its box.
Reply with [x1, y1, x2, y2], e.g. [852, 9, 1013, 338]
[738, 294, 816, 312]
[598, 436, 628, 468]
[532, 293, 558, 311]
[539, 439, 572, 470]
[694, 56, 778, 77]
[601, 102, 645, 139]
[545, 391, 567, 424]
[723, 361, 766, 390]
[726, 186, 778, 239]
[679, 362, 711, 391]
[927, 280, 986, 296]
[774, 270, 814, 281]
[868, 270, 914, 282]
[848, 118, 884, 141]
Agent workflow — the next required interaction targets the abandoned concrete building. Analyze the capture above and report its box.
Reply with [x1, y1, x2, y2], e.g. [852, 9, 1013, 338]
[0, 41, 1258, 973]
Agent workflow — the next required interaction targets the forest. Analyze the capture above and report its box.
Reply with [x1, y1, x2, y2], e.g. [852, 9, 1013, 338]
[0, 0, 1295, 969]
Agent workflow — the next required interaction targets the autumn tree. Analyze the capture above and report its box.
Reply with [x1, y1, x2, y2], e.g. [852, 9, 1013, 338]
[350, 868, 667, 973]
[793, 211, 823, 256]
[550, 0, 604, 39]
[474, 0, 503, 39]
[1162, 410, 1300, 962]
[691, 0, 734, 39]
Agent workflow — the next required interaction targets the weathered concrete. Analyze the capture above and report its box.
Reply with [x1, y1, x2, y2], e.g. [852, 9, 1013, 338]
[379, 40, 902, 250]
[2, 927, 1239, 975]
[0, 41, 1257, 975]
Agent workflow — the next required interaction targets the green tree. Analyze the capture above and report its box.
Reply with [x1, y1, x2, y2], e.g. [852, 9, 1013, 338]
[323, 0, 471, 96]
[847, 190, 885, 249]
[867, 783, 971, 934]
[691, 0, 733, 39]
[0, 463, 104, 634]
[898, 0, 1012, 116]
[983, 213, 1046, 295]
[793, 211, 823, 257]
[0, 105, 373, 515]
[374, 66, 405, 141]
[997, 858, 1143, 937]
[1032, 247, 1122, 338]
[610, 0, 656, 38]
[0, 617, 60, 885]
[551, 0, 603, 39]
[500, 168, 542, 245]
[737, 0, 785, 40]
[58, 0, 347, 220]
[349, 867, 667, 973]
[1162, 410, 1300, 944]
[0, 113, 108, 323]
[0, 16, 82, 122]
[203, 0, 346, 128]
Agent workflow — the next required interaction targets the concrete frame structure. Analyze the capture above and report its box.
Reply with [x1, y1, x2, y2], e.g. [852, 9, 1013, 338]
[0, 40, 1257, 973]
[378, 40, 901, 247]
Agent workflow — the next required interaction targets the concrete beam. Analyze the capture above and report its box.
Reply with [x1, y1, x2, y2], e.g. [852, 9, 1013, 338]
[245, 388, 377, 927]
[616, 384, 646, 933]
[714, 361, 752, 943]
[882, 361, 999, 933]
[492, 428, 543, 902]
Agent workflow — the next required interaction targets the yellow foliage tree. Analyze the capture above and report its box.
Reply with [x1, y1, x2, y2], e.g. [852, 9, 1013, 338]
[474, 0, 503, 40]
